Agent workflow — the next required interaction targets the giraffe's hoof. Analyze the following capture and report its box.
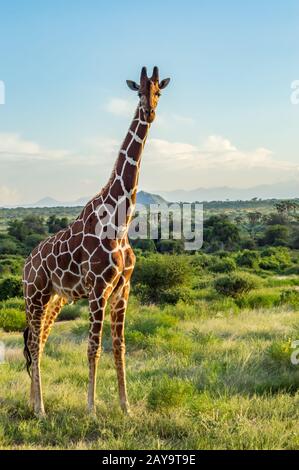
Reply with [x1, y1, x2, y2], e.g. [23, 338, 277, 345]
[121, 402, 131, 416]
[87, 405, 97, 417]
[34, 410, 46, 419]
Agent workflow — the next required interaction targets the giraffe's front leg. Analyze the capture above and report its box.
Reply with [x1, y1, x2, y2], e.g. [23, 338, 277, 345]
[110, 280, 130, 414]
[87, 289, 107, 414]
[26, 308, 46, 417]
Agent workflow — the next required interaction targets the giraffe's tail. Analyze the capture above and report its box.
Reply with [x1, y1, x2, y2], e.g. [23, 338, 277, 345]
[23, 326, 32, 377]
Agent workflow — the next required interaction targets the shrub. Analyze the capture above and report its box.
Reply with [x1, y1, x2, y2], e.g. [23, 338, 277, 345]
[236, 250, 260, 269]
[214, 272, 261, 298]
[291, 233, 299, 249]
[59, 303, 82, 321]
[136, 284, 193, 305]
[158, 286, 193, 305]
[147, 376, 194, 410]
[215, 250, 232, 258]
[210, 257, 236, 273]
[280, 289, 299, 309]
[0, 297, 25, 311]
[236, 289, 281, 309]
[0, 276, 23, 301]
[267, 339, 293, 365]
[284, 265, 299, 275]
[0, 308, 26, 332]
[125, 330, 147, 349]
[0, 256, 24, 277]
[130, 312, 177, 336]
[131, 238, 156, 253]
[210, 297, 239, 314]
[259, 257, 281, 271]
[133, 254, 191, 304]
[240, 238, 257, 250]
[259, 247, 292, 271]
[190, 253, 211, 269]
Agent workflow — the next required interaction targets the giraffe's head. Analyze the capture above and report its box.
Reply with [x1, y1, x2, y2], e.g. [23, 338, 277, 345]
[126, 66, 170, 123]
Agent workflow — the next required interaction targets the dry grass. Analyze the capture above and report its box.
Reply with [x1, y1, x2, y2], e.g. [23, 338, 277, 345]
[0, 302, 299, 449]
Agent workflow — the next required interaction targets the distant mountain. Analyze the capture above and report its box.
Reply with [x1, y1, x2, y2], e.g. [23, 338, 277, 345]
[23, 191, 168, 208]
[159, 180, 299, 202]
[4, 182, 298, 208]
[137, 191, 167, 205]
[33, 197, 64, 207]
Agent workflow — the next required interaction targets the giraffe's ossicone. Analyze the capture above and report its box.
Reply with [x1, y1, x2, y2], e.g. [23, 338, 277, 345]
[23, 66, 170, 416]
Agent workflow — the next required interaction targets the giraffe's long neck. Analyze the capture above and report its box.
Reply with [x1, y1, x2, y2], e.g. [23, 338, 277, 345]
[101, 103, 150, 228]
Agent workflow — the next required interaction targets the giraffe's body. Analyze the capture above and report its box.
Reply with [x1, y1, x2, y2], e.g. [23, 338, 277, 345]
[23, 67, 170, 416]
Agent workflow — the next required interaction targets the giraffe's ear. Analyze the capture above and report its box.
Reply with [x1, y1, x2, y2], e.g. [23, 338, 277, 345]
[159, 78, 171, 89]
[126, 80, 140, 91]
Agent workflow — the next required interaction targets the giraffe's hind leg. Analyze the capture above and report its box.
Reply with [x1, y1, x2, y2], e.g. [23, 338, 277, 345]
[25, 291, 51, 417]
[41, 294, 67, 352]
[110, 278, 131, 414]
[87, 283, 112, 413]
[27, 294, 66, 413]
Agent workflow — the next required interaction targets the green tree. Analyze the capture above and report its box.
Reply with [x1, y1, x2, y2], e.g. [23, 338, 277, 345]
[130, 238, 156, 253]
[47, 215, 69, 233]
[0, 276, 23, 301]
[262, 225, 289, 246]
[24, 234, 46, 252]
[204, 215, 240, 250]
[157, 239, 184, 254]
[0, 237, 20, 255]
[8, 215, 46, 242]
[247, 211, 262, 237]
[266, 212, 288, 226]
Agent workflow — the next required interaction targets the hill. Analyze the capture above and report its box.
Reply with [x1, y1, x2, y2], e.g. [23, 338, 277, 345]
[17, 191, 168, 208]
[160, 180, 299, 202]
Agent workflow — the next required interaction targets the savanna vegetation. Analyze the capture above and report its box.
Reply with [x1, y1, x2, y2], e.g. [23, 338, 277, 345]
[0, 198, 299, 449]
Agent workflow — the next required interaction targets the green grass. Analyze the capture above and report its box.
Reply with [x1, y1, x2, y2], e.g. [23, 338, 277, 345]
[0, 302, 299, 449]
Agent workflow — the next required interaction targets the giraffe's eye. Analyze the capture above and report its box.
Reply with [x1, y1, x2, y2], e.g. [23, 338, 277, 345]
[138, 92, 142, 98]
[156, 91, 161, 97]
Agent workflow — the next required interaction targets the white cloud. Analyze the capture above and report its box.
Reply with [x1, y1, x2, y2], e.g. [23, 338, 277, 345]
[0, 185, 19, 205]
[202, 135, 237, 153]
[0, 133, 69, 161]
[105, 98, 136, 117]
[0, 130, 298, 204]
[86, 137, 119, 154]
[146, 139, 197, 162]
[141, 135, 299, 189]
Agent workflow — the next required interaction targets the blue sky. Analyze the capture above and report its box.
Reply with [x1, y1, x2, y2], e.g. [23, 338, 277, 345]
[0, 0, 298, 203]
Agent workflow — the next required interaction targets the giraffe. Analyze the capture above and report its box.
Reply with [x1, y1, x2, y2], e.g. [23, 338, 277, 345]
[23, 66, 170, 416]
